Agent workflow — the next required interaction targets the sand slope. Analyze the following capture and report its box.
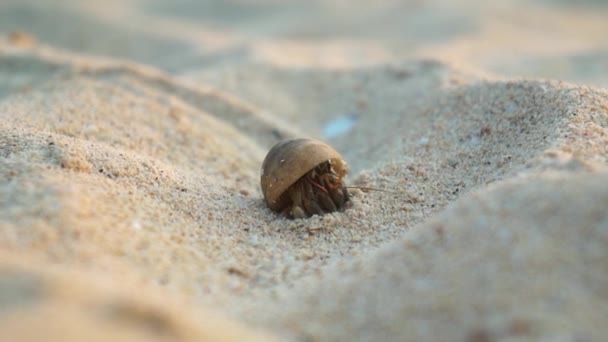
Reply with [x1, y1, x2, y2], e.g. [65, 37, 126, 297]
[1, 0, 607, 341]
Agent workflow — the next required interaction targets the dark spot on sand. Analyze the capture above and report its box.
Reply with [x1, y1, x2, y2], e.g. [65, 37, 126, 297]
[271, 129, 284, 140]
[98, 301, 179, 338]
[467, 328, 494, 342]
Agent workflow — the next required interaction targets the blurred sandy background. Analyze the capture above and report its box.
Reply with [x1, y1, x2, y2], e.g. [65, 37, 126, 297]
[0, 0, 607, 341]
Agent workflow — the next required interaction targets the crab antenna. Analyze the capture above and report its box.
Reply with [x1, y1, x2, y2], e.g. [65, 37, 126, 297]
[346, 186, 393, 193]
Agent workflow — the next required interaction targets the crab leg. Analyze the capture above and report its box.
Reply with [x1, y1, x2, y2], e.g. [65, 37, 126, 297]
[301, 178, 324, 217]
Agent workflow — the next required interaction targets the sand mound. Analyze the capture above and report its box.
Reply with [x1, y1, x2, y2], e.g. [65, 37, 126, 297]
[267, 168, 608, 341]
[0, 253, 272, 342]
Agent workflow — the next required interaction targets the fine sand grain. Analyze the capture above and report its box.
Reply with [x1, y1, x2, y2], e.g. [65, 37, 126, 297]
[0, 0, 607, 341]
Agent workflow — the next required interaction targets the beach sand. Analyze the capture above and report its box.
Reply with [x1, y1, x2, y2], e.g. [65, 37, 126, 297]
[0, 0, 607, 341]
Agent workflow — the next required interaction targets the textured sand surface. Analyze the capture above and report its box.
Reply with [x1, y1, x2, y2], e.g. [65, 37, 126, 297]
[1, 0, 607, 341]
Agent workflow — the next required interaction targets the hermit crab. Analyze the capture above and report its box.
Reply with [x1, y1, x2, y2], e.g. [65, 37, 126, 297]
[261, 138, 350, 219]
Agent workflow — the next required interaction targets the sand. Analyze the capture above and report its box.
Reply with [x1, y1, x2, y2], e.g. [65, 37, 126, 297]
[0, 0, 607, 341]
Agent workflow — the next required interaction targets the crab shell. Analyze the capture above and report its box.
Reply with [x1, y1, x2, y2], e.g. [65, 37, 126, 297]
[260, 138, 347, 212]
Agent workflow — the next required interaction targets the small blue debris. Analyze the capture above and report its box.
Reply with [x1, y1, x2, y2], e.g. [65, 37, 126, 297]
[323, 114, 358, 139]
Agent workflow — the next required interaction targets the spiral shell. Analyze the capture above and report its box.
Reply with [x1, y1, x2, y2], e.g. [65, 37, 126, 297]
[260, 138, 348, 217]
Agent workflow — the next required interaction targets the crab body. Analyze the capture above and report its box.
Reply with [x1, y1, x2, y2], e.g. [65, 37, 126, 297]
[261, 139, 350, 219]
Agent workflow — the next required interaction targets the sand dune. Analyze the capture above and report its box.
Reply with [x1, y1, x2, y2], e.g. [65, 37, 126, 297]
[1, 0, 607, 341]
